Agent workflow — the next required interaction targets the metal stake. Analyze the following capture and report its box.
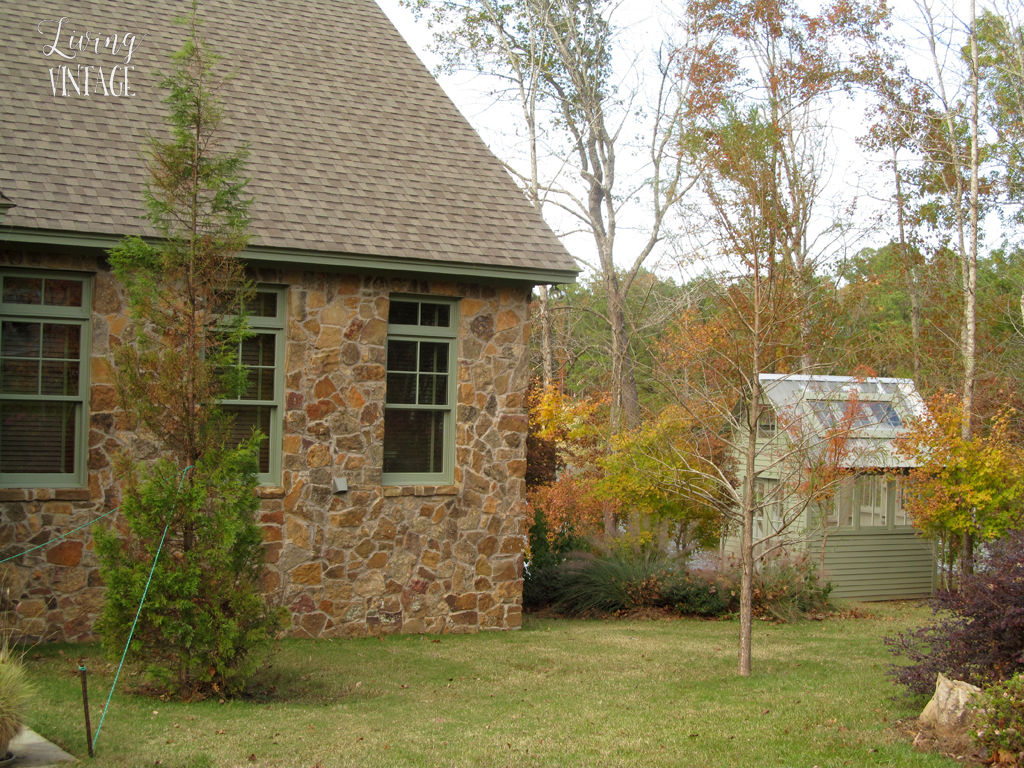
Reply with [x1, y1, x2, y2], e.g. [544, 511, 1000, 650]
[79, 664, 94, 758]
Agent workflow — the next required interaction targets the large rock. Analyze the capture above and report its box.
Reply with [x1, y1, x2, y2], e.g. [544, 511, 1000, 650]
[919, 673, 983, 733]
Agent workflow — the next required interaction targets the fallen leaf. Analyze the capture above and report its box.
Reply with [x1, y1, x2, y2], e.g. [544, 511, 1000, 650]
[762, 709, 770, 715]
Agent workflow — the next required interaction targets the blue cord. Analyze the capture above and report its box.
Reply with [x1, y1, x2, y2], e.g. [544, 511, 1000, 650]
[90, 465, 193, 752]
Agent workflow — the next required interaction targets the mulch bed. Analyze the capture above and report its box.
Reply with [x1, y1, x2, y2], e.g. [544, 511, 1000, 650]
[892, 717, 993, 766]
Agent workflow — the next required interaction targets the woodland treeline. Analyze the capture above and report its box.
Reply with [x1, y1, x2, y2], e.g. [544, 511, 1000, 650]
[405, 0, 1024, 673]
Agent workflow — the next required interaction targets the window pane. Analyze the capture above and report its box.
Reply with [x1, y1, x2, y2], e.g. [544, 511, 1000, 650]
[40, 361, 79, 396]
[418, 373, 447, 405]
[387, 340, 417, 371]
[236, 334, 275, 401]
[389, 300, 419, 325]
[810, 401, 834, 427]
[41, 323, 81, 360]
[419, 342, 448, 373]
[892, 481, 909, 526]
[258, 367, 275, 400]
[3, 321, 41, 358]
[225, 405, 271, 473]
[386, 372, 417, 404]
[880, 403, 901, 427]
[2, 359, 39, 394]
[419, 303, 450, 328]
[1, 401, 76, 473]
[240, 334, 273, 366]
[858, 476, 885, 527]
[246, 292, 277, 318]
[383, 409, 445, 474]
[43, 279, 83, 308]
[2, 277, 42, 305]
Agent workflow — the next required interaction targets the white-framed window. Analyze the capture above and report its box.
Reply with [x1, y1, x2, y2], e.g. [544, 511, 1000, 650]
[0, 270, 91, 488]
[753, 478, 783, 540]
[383, 296, 458, 485]
[221, 286, 285, 484]
[829, 473, 910, 531]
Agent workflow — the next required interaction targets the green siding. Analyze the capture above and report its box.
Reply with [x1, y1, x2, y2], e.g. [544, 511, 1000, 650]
[809, 529, 935, 600]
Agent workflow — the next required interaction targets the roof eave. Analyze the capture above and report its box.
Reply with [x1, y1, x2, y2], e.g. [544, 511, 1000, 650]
[0, 227, 579, 286]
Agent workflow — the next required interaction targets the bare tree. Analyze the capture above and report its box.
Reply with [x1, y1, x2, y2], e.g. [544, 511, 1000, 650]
[406, 0, 694, 428]
[667, 0, 888, 675]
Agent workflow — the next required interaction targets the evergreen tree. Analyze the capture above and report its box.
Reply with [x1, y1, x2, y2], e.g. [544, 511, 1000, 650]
[95, 5, 284, 699]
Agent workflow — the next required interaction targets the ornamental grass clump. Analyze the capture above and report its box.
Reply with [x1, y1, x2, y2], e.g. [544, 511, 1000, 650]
[0, 634, 33, 756]
[554, 547, 676, 615]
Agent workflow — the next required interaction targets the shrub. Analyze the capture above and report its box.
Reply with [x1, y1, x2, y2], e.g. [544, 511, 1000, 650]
[523, 505, 589, 609]
[886, 530, 1024, 695]
[973, 673, 1024, 762]
[0, 635, 33, 753]
[720, 552, 832, 623]
[555, 547, 676, 615]
[661, 571, 734, 616]
[753, 553, 832, 622]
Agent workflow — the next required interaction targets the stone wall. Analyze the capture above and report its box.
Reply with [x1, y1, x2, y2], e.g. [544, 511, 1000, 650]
[0, 248, 531, 640]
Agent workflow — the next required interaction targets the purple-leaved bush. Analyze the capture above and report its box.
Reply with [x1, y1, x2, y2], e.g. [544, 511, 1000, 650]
[886, 530, 1024, 695]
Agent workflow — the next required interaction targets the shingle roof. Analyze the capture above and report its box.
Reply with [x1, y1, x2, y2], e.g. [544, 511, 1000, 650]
[759, 374, 926, 469]
[1, 0, 578, 279]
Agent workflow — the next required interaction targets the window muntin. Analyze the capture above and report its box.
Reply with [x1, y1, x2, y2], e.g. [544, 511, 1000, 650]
[220, 286, 285, 482]
[383, 297, 457, 483]
[0, 271, 90, 486]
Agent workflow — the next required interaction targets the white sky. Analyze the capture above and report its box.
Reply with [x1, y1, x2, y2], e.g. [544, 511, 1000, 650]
[374, 0, 999, 280]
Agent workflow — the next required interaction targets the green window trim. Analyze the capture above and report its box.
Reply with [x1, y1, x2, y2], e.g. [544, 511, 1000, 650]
[0, 269, 92, 489]
[383, 295, 458, 486]
[220, 285, 286, 486]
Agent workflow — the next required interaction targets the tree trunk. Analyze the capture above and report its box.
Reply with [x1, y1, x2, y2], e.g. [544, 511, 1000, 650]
[962, 0, 980, 578]
[537, 285, 555, 389]
[606, 274, 641, 432]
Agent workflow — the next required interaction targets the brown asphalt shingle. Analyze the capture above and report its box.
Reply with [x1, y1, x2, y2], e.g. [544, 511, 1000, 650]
[1, 0, 578, 278]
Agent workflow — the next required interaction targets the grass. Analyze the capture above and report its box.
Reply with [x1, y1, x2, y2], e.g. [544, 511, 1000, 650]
[18, 602, 955, 768]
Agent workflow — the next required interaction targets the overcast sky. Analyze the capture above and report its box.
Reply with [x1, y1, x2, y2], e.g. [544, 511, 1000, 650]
[373, 0, 992, 280]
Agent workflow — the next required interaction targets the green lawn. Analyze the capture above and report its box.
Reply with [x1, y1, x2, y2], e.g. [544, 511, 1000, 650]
[21, 602, 955, 768]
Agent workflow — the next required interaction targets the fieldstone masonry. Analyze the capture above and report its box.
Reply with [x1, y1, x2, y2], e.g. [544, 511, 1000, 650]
[0, 248, 531, 640]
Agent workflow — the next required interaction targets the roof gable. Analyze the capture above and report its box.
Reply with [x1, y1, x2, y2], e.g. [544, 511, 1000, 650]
[1, 0, 578, 281]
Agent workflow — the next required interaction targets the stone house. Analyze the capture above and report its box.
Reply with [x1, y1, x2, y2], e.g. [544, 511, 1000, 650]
[0, 0, 577, 640]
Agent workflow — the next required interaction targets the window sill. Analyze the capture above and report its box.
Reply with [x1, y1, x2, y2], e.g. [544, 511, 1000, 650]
[382, 485, 458, 497]
[0, 487, 92, 502]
